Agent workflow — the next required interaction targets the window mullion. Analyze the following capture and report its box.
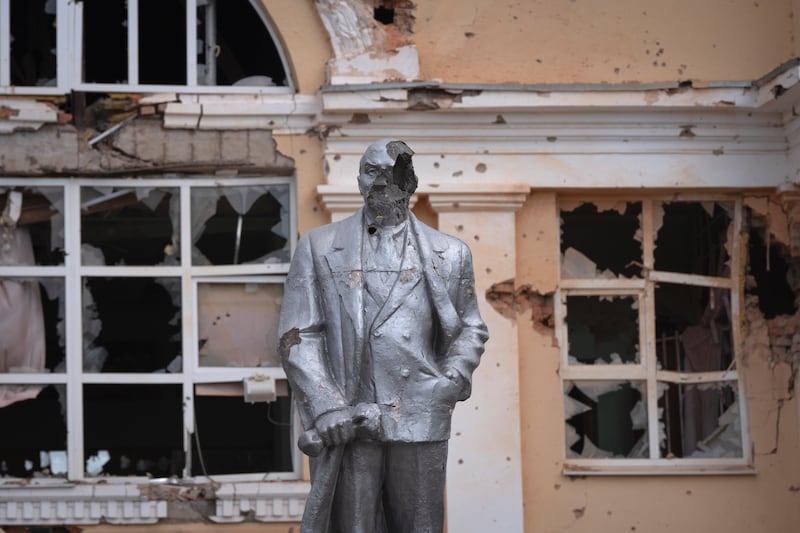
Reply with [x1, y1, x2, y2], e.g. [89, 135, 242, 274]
[56, 0, 70, 90]
[127, 0, 139, 85]
[186, 0, 197, 87]
[0, 0, 9, 87]
[641, 199, 661, 459]
[65, 182, 85, 480]
[180, 183, 195, 477]
[731, 198, 752, 462]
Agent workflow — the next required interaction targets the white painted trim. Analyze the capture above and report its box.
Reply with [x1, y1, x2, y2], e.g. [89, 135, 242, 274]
[0, 0, 9, 88]
[127, 0, 138, 86]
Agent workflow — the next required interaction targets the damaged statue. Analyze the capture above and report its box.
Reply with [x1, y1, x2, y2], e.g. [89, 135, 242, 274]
[278, 139, 488, 533]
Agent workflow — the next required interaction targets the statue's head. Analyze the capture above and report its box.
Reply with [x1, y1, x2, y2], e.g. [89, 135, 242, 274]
[357, 139, 418, 226]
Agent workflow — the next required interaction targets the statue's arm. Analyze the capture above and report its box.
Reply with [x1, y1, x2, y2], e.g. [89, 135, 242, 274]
[444, 242, 489, 401]
[278, 233, 348, 429]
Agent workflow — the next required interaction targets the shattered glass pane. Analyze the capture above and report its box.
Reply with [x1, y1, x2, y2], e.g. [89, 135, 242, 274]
[560, 202, 642, 278]
[84, 384, 183, 477]
[0, 278, 66, 373]
[565, 380, 648, 458]
[566, 295, 640, 365]
[9, 0, 57, 87]
[196, 0, 288, 87]
[81, 187, 179, 266]
[659, 381, 742, 458]
[654, 201, 732, 277]
[82, 0, 128, 84]
[191, 394, 293, 475]
[656, 284, 734, 372]
[139, 0, 187, 85]
[83, 277, 182, 373]
[198, 282, 283, 368]
[1, 187, 65, 265]
[0, 385, 67, 477]
[191, 185, 289, 265]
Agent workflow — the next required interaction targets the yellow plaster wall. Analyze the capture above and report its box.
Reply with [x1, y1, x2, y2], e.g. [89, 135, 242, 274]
[414, 0, 795, 84]
[260, 0, 331, 94]
[515, 192, 800, 533]
[273, 134, 327, 235]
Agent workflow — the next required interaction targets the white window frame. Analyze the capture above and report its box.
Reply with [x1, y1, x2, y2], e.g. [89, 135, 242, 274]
[556, 194, 753, 475]
[0, 0, 295, 95]
[0, 176, 301, 486]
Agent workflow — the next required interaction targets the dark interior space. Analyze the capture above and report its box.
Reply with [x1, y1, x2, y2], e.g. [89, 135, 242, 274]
[374, 6, 395, 24]
[0, 386, 66, 477]
[81, 188, 177, 266]
[82, 0, 128, 83]
[138, 0, 187, 85]
[566, 295, 639, 364]
[84, 277, 181, 373]
[655, 202, 731, 277]
[560, 202, 643, 278]
[747, 225, 797, 318]
[191, 394, 293, 476]
[9, 0, 57, 86]
[84, 384, 183, 477]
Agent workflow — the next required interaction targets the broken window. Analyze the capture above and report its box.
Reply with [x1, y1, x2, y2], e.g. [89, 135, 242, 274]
[0, 177, 298, 484]
[79, 0, 288, 88]
[558, 197, 748, 472]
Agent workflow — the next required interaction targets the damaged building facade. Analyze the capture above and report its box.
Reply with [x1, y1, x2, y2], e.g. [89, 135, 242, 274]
[1, 0, 799, 531]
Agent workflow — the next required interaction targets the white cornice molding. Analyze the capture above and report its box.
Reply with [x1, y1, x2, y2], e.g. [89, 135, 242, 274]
[0, 98, 59, 134]
[426, 184, 529, 213]
[316, 183, 527, 217]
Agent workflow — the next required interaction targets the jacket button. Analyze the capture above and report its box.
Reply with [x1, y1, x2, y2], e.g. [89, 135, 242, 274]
[400, 368, 410, 378]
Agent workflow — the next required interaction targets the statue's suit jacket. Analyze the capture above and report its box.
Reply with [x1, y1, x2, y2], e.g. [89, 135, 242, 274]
[279, 208, 488, 443]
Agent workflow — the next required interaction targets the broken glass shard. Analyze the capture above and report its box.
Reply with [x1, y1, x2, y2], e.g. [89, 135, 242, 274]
[565, 380, 648, 459]
[191, 185, 289, 265]
[83, 277, 182, 373]
[654, 201, 732, 277]
[659, 381, 742, 458]
[560, 202, 642, 278]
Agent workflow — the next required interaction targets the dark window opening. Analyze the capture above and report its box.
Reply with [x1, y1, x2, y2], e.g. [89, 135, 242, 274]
[191, 394, 293, 476]
[566, 295, 639, 365]
[83, 277, 181, 373]
[9, 0, 57, 87]
[565, 381, 647, 458]
[655, 201, 732, 277]
[139, 0, 187, 85]
[194, 190, 288, 265]
[747, 224, 796, 318]
[655, 284, 733, 372]
[84, 384, 184, 477]
[198, 0, 287, 86]
[0, 386, 67, 478]
[81, 187, 178, 266]
[82, 0, 128, 84]
[560, 202, 643, 278]
[659, 382, 740, 458]
[374, 6, 395, 24]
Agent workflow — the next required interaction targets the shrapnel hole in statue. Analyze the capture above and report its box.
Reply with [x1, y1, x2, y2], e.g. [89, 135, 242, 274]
[278, 139, 489, 533]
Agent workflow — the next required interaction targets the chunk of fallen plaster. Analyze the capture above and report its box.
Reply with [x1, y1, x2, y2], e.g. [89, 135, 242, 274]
[86, 450, 110, 475]
[49, 451, 67, 475]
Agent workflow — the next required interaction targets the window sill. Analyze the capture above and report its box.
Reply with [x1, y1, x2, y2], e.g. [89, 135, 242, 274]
[564, 460, 756, 476]
[0, 480, 310, 525]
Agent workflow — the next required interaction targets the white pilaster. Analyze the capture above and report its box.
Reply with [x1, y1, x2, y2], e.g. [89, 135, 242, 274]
[429, 185, 528, 533]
